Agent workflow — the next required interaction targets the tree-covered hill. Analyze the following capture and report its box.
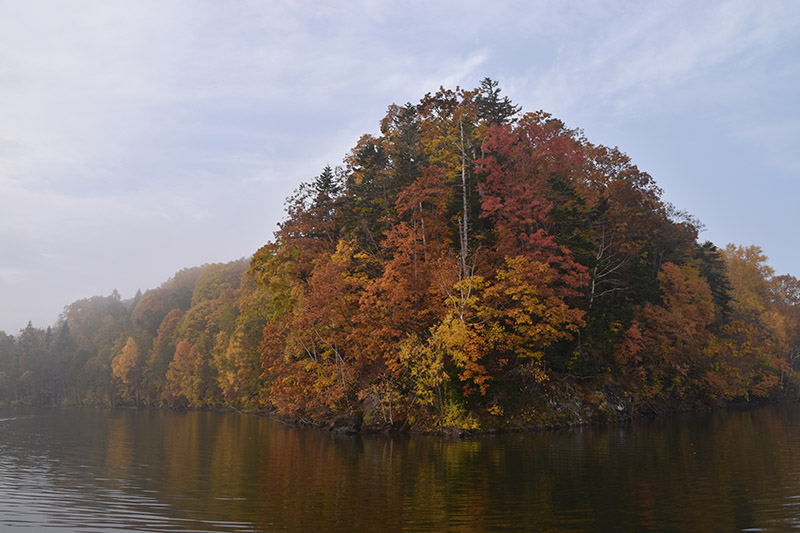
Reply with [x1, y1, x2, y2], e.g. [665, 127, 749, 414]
[2, 80, 799, 432]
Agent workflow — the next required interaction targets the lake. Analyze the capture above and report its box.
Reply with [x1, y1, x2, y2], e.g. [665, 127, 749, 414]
[1, 404, 799, 531]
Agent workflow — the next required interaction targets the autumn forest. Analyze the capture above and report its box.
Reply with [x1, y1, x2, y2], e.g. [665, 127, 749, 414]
[2, 80, 798, 432]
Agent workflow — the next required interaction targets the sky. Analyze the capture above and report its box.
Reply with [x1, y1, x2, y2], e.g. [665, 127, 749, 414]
[0, 0, 798, 333]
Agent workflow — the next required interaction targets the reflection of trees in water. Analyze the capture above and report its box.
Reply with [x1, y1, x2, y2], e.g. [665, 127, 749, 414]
[20, 405, 800, 531]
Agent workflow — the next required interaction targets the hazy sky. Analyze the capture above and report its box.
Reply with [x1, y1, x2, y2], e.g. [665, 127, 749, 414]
[1, 0, 798, 333]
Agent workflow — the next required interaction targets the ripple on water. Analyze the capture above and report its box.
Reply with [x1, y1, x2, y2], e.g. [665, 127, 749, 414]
[0, 428, 259, 531]
[4, 406, 800, 531]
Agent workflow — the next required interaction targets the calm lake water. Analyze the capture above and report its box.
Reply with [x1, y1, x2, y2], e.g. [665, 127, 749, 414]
[1, 405, 800, 532]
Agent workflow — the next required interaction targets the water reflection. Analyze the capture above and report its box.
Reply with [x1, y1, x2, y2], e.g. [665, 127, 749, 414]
[1, 406, 799, 531]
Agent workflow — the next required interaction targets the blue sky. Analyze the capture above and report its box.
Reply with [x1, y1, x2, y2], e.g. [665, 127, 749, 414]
[0, 0, 798, 333]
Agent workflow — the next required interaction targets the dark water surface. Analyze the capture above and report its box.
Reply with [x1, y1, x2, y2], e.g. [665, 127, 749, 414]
[1, 405, 800, 531]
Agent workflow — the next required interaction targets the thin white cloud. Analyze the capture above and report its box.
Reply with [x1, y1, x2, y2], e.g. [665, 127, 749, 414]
[523, 0, 799, 118]
[735, 120, 800, 176]
[0, 2, 187, 188]
[0, 0, 798, 331]
[0, 268, 24, 283]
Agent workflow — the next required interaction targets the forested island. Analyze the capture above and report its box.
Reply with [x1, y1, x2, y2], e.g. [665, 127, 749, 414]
[1, 80, 798, 433]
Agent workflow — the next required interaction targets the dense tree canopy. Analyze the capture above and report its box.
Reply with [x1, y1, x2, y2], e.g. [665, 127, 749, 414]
[1, 81, 798, 432]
